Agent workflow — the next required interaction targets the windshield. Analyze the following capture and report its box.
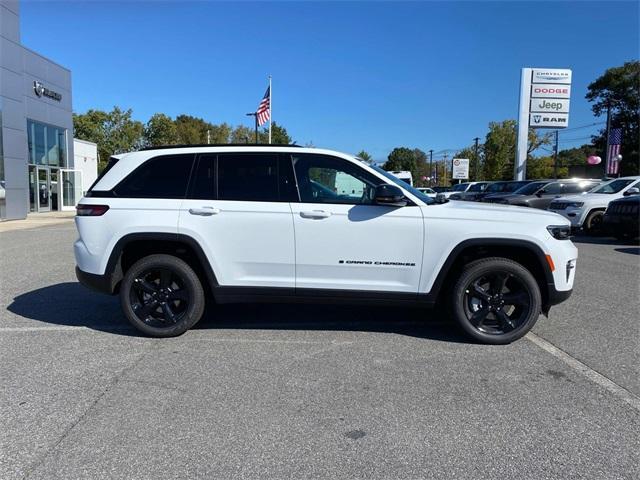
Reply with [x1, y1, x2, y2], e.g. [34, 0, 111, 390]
[590, 178, 636, 194]
[452, 183, 469, 192]
[514, 181, 548, 195]
[370, 165, 434, 204]
[468, 183, 485, 192]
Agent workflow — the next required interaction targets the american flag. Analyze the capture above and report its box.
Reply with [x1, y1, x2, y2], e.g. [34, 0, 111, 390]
[606, 128, 622, 175]
[256, 86, 271, 126]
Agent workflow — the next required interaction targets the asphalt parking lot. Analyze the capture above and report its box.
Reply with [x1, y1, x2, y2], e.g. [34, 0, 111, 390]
[1, 221, 639, 479]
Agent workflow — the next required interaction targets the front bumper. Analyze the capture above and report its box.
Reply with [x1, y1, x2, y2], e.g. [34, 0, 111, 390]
[548, 207, 585, 227]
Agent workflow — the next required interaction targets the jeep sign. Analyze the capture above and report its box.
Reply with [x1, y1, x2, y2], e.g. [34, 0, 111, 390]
[530, 98, 570, 113]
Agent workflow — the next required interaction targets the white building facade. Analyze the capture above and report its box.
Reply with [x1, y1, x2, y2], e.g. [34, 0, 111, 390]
[1, 0, 84, 219]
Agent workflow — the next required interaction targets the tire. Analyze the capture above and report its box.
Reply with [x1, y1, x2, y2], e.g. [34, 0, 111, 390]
[584, 209, 605, 236]
[449, 257, 542, 345]
[120, 254, 205, 337]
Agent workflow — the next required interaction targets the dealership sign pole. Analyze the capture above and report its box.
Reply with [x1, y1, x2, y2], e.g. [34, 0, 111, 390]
[514, 68, 572, 180]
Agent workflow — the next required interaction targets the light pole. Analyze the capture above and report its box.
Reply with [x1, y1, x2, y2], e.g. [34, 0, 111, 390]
[428, 149, 433, 185]
[473, 137, 480, 181]
[246, 112, 258, 144]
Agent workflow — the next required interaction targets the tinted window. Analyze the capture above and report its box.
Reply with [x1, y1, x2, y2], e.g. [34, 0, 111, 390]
[218, 153, 279, 202]
[293, 154, 379, 205]
[591, 178, 636, 194]
[542, 182, 563, 194]
[190, 154, 216, 199]
[114, 154, 195, 198]
[468, 183, 486, 192]
[563, 182, 598, 194]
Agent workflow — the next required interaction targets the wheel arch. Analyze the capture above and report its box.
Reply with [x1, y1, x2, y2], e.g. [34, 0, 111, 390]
[105, 233, 219, 296]
[427, 238, 554, 309]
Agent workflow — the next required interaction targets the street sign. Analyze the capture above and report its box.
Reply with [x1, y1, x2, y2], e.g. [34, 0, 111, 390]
[530, 98, 570, 113]
[529, 113, 569, 128]
[452, 158, 469, 180]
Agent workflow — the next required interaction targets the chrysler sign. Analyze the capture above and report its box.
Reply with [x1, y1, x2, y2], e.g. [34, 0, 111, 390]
[33, 81, 62, 101]
[532, 69, 572, 84]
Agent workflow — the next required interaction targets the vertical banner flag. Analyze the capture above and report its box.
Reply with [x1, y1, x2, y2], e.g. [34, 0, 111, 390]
[606, 128, 622, 175]
[256, 86, 271, 126]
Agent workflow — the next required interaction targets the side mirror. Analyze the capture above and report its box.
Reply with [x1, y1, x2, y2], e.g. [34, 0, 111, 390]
[623, 187, 640, 196]
[374, 184, 407, 207]
[535, 191, 543, 197]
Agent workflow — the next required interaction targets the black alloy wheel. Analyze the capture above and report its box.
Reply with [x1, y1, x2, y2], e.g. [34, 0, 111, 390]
[585, 210, 604, 235]
[450, 257, 542, 344]
[463, 271, 531, 335]
[130, 267, 190, 327]
[120, 254, 205, 337]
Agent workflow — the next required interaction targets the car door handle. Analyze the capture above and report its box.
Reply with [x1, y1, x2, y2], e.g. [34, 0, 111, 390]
[300, 210, 331, 219]
[188, 207, 220, 216]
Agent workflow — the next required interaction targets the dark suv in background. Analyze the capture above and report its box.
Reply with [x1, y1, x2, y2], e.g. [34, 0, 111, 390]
[482, 179, 601, 210]
[470, 180, 532, 202]
[603, 193, 640, 240]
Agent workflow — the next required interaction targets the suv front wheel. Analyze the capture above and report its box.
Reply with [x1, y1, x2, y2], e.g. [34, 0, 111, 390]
[120, 254, 205, 337]
[450, 257, 542, 344]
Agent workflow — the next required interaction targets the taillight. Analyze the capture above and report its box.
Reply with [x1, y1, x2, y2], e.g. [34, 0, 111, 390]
[76, 204, 110, 216]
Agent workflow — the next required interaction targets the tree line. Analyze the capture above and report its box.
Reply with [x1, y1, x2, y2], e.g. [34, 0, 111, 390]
[73, 110, 293, 170]
[377, 61, 639, 186]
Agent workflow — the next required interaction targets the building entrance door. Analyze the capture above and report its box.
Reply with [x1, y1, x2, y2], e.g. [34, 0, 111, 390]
[37, 168, 50, 212]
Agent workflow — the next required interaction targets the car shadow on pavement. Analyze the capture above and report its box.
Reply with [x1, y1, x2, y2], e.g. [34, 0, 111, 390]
[7, 282, 471, 343]
[615, 247, 640, 255]
[571, 235, 639, 246]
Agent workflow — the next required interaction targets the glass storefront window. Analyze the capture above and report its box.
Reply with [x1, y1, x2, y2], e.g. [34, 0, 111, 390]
[27, 119, 67, 167]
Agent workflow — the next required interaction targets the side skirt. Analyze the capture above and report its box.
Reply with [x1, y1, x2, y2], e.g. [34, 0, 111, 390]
[213, 286, 436, 307]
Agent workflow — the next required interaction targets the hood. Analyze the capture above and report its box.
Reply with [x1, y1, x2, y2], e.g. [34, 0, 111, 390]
[433, 198, 568, 224]
[558, 192, 613, 203]
[484, 193, 523, 201]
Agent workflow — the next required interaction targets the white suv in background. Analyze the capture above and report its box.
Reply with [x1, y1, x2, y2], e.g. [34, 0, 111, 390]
[75, 145, 577, 344]
[549, 176, 640, 234]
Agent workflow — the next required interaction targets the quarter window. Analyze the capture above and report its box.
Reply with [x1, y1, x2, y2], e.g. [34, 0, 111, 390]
[217, 153, 280, 202]
[114, 154, 195, 198]
[292, 154, 379, 205]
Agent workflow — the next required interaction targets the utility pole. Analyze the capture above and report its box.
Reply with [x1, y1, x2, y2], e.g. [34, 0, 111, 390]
[428, 149, 433, 185]
[605, 101, 612, 177]
[473, 137, 480, 181]
[207, 130, 211, 145]
[443, 152, 448, 186]
[553, 130, 559, 179]
[246, 112, 258, 143]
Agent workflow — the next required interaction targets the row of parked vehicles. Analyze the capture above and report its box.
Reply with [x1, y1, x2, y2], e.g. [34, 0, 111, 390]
[417, 176, 640, 239]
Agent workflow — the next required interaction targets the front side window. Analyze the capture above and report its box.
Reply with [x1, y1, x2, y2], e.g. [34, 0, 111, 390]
[217, 153, 280, 202]
[114, 154, 195, 198]
[468, 183, 486, 192]
[541, 182, 563, 195]
[293, 154, 379, 205]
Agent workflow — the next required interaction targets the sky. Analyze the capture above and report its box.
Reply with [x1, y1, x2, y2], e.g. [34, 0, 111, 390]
[19, 0, 640, 162]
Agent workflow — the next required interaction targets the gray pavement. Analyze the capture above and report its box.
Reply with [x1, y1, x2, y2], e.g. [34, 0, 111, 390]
[1, 221, 639, 479]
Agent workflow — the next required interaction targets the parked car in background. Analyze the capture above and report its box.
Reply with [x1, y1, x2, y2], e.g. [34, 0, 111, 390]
[447, 181, 491, 200]
[549, 176, 640, 234]
[471, 180, 532, 202]
[482, 179, 601, 210]
[416, 187, 436, 197]
[431, 186, 452, 194]
[388, 170, 413, 186]
[603, 193, 640, 240]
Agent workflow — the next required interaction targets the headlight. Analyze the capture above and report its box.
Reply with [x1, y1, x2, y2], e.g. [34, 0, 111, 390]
[547, 225, 571, 240]
[567, 202, 584, 208]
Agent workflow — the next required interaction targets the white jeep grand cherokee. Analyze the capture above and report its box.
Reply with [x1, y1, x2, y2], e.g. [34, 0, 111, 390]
[75, 145, 577, 344]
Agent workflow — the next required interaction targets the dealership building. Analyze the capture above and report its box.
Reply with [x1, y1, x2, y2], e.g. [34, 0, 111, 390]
[1, 1, 95, 220]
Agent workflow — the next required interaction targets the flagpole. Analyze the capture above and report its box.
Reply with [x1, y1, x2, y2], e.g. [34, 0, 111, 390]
[268, 75, 272, 144]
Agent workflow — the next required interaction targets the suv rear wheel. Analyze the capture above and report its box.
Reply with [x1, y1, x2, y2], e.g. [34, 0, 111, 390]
[449, 257, 541, 344]
[120, 254, 205, 337]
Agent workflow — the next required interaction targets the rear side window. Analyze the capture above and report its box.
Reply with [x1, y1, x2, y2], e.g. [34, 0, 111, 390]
[190, 154, 216, 199]
[114, 154, 195, 198]
[217, 153, 279, 202]
[564, 182, 597, 194]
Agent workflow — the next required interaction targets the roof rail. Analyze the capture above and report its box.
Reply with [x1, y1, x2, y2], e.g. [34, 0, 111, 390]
[138, 143, 302, 151]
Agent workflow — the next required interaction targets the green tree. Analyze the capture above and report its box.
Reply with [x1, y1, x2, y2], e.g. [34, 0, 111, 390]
[73, 106, 144, 170]
[265, 122, 292, 144]
[230, 125, 257, 143]
[383, 147, 416, 172]
[356, 150, 372, 164]
[174, 115, 211, 144]
[413, 148, 429, 186]
[143, 113, 178, 147]
[527, 156, 569, 179]
[482, 120, 552, 180]
[586, 61, 640, 175]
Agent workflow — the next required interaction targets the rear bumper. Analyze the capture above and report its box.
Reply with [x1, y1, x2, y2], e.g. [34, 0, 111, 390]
[76, 267, 117, 295]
